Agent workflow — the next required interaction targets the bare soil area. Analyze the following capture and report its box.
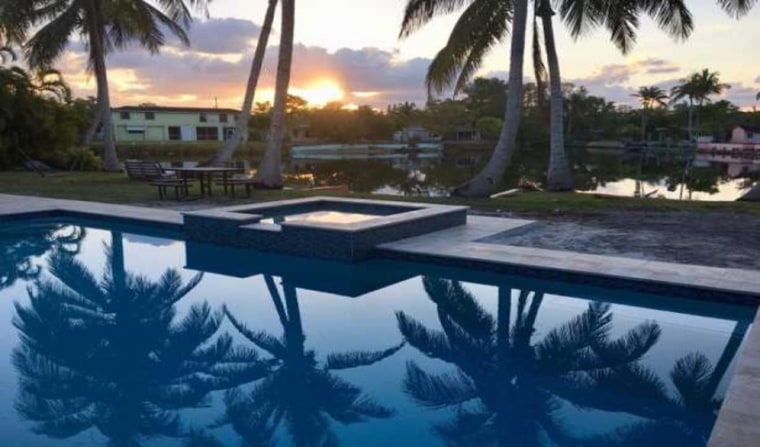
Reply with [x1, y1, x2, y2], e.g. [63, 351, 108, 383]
[480, 211, 760, 270]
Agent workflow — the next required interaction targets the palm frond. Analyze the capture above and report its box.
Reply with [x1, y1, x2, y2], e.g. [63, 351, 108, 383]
[224, 306, 286, 357]
[423, 277, 495, 338]
[396, 311, 454, 361]
[324, 341, 404, 370]
[670, 352, 718, 410]
[425, 0, 509, 96]
[400, 0, 473, 38]
[403, 361, 478, 408]
[716, 0, 758, 17]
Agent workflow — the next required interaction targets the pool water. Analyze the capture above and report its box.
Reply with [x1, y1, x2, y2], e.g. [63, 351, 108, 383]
[259, 210, 380, 225]
[0, 221, 755, 447]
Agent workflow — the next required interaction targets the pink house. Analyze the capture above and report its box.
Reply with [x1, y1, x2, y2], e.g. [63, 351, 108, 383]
[697, 126, 760, 175]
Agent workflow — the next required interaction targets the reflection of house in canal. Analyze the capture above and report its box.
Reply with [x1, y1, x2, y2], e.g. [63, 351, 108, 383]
[441, 141, 492, 167]
[698, 125, 760, 176]
[289, 143, 442, 171]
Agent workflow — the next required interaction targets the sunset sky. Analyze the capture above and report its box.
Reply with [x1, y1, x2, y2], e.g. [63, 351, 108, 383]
[59, 0, 760, 110]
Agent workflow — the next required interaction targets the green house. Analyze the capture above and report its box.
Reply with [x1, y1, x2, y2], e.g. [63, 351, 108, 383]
[111, 106, 242, 142]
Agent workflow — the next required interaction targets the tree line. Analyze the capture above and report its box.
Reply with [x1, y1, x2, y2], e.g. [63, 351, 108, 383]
[1, 0, 759, 195]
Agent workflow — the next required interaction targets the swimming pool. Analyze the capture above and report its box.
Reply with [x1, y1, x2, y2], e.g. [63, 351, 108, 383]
[0, 220, 755, 446]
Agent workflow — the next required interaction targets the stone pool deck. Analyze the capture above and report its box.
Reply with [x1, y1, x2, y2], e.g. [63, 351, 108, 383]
[1, 193, 759, 446]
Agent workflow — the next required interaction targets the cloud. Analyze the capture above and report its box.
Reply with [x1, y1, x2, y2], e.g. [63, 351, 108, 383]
[179, 18, 262, 54]
[58, 18, 431, 108]
[723, 83, 759, 106]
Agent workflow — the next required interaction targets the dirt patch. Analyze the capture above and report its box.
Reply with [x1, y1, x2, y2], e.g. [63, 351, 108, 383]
[480, 211, 760, 270]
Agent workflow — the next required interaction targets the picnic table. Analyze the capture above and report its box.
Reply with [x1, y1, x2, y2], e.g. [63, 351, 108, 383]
[173, 167, 242, 196]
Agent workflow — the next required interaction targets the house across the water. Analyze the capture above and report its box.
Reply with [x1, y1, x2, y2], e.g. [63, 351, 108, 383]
[697, 125, 760, 176]
[111, 106, 242, 142]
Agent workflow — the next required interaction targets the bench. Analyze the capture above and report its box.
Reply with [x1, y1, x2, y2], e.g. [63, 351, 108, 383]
[150, 179, 194, 200]
[125, 160, 176, 180]
[215, 178, 259, 197]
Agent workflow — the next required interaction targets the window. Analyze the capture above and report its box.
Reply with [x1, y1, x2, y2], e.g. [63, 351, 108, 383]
[196, 126, 219, 141]
[126, 125, 145, 134]
[168, 126, 181, 141]
[145, 112, 155, 120]
[199, 113, 208, 123]
[219, 113, 228, 123]
[120, 112, 131, 120]
[224, 127, 236, 140]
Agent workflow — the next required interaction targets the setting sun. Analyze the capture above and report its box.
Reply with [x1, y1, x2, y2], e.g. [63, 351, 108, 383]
[291, 80, 345, 107]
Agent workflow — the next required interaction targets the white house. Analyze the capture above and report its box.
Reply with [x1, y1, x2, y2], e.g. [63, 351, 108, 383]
[110, 106, 242, 142]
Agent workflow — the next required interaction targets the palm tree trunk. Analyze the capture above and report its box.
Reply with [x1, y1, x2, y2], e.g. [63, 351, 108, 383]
[88, 0, 118, 172]
[706, 321, 749, 396]
[540, 4, 573, 191]
[81, 113, 101, 146]
[207, 0, 278, 165]
[256, 0, 295, 188]
[451, 0, 529, 197]
[687, 98, 694, 142]
[110, 231, 126, 291]
[641, 110, 647, 141]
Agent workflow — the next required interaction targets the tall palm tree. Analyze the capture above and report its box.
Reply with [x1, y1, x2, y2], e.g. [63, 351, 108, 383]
[221, 275, 403, 446]
[207, 0, 279, 165]
[632, 86, 668, 141]
[397, 277, 665, 445]
[256, 0, 296, 188]
[671, 69, 731, 140]
[400, 0, 694, 196]
[13, 233, 265, 446]
[1, 0, 210, 171]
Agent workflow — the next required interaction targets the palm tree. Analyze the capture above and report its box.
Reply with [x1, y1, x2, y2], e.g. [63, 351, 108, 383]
[1, 0, 210, 171]
[397, 277, 665, 445]
[221, 275, 403, 446]
[256, 0, 296, 188]
[0, 223, 84, 290]
[13, 233, 265, 446]
[671, 69, 731, 140]
[632, 86, 669, 141]
[207, 0, 278, 165]
[400, 0, 694, 196]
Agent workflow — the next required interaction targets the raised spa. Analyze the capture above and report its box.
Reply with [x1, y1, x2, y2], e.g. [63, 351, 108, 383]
[182, 197, 468, 261]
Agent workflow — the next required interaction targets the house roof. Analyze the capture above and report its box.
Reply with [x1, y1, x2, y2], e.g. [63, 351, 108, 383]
[113, 106, 240, 114]
[736, 124, 760, 133]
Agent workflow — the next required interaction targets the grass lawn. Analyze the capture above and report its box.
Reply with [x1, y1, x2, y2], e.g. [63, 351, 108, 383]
[1, 171, 759, 216]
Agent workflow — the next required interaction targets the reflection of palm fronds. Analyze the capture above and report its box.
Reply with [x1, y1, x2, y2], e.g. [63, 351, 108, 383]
[0, 224, 84, 290]
[13, 242, 262, 446]
[398, 277, 667, 446]
[222, 281, 402, 446]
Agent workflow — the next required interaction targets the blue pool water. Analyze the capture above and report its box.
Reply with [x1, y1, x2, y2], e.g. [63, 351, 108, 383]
[0, 221, 756, 447]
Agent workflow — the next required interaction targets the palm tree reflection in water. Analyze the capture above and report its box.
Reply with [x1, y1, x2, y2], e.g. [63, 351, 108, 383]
[221, 275, 404, 447]
[13, 231, 266, 446]
[0, 223, 84, 290]
[397, 277, 740, 446]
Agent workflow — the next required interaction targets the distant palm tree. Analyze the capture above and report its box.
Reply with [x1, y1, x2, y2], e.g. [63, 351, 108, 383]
[0, 0, 210, 171]
[256, 0, 296, 188]
[207, 0, 279, 165]
[400, 0, 694, 195]
[671, 69, 731, 140]
[632, 86, 669, 141]
[222, 276, 402, 446]
[13, 232, 264, 446]
[397, 277, 665, 445]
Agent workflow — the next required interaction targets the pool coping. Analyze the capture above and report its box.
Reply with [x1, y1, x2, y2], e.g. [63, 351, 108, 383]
[0, 193, 758, 445]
